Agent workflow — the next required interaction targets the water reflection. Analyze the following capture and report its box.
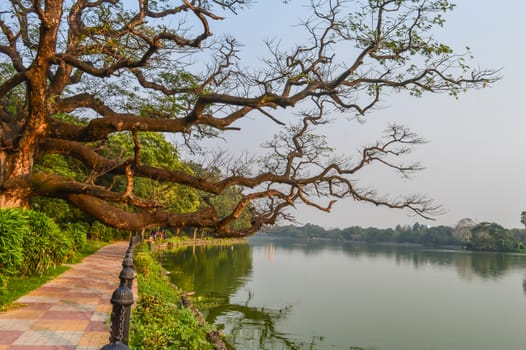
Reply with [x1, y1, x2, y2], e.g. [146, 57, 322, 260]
[256, 238, 526, 281]
[162, 244, 304, 349]
[162, 239, 526, 349]
[161, 244, 252, 298]
[213, 304, 301, 350]
[452, 252, 513, 280]
[265, 243, 275, 261]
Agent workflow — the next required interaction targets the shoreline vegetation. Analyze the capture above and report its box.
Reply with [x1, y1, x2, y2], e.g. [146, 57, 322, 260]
[257, 223, 526, 253]
[154, 237, 248, 251]
[130, 237, 246, 349]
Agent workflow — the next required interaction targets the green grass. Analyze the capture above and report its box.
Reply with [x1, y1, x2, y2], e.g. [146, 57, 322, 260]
[0, 265, 69, 311]
[69, 240, 109, 263]
[0, 240, 110, 311]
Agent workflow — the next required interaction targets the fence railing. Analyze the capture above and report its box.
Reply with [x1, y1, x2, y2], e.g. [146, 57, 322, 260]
[100, 235, 141, 350]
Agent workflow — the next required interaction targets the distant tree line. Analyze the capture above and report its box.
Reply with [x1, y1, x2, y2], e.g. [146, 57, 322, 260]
[261, 220, 526, 252]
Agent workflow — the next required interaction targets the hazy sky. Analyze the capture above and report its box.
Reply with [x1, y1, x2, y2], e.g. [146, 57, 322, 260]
[206, 0, 525, 229]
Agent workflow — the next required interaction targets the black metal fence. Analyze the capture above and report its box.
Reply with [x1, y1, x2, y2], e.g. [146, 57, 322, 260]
[100, 235, 141, 350]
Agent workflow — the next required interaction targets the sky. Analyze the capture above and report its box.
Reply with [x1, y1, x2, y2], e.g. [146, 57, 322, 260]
[205, 0, 526, 229]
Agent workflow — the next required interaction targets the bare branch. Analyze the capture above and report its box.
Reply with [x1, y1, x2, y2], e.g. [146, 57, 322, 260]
[0, 0, 499, 237]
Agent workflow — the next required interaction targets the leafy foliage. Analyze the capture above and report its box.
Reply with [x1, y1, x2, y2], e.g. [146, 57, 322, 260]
[101, 132, 201, 214]
[64, 222, 88, 251]
[32, 197, 86, 227]
[190, 163, 254, 234]
[469, 222, 518, 252]
[21, 211, 76, 276]
[33, 128, 204, 240]
[130, 247, 214, 350]
[0, 208, 29, 276]
[0, 208, 77, 277]
[88, 221, 114, 242]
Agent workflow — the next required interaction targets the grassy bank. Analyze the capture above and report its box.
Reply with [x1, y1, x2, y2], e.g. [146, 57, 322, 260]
[0, 240, 109, 311]
[130, 245, 220, 350]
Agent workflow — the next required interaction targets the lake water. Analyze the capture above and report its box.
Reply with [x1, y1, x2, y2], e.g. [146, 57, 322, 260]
[161, 238, 526, 350]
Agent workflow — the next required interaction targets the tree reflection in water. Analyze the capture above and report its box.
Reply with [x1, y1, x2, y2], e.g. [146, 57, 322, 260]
[161, 244, 369, 349]
[160, 240, 526, 349]
[267, 238, 526, 281]
[160, 244, 297, 349]
[161, 244, 252, 297]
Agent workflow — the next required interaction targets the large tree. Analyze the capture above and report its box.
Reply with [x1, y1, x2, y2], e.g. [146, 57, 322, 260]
[0, 0, 496, 237]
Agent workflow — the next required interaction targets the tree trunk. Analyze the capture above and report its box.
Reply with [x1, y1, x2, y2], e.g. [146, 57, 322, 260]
[0, 188, 31, 208]
[0, 1, 63, 210]
[0, 150, 32, 208]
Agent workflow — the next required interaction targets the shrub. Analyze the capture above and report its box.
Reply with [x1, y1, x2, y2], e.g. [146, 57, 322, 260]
[0, 208, 30, 276]
[0, 208, 76, 277]
[64, 222, 88, 251]
[114, 228, 133, 241]
[88, 221, 114, 242]
[22, 211, 75, 275]
[133, 251, 152, 277]
[84, 220, 135, 242]
[0, 273, 8, 291]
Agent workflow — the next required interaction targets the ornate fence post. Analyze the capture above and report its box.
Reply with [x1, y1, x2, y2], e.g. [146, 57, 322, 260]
[100, 236, 138, 350]
[120, 239, 136, 344]
[100, 282, 134, 350]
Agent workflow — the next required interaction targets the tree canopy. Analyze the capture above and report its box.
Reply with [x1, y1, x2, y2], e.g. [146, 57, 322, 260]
[0, 0, 497, 237]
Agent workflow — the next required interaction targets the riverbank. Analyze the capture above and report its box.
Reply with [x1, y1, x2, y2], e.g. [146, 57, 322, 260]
[153, 236, 248, 251]
[129, 238, 245, 349]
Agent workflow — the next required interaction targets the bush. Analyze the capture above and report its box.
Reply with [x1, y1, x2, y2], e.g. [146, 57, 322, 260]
[114, 228, 133, 241]
[88, 221, 114, 242]
[84, 220, 136, 242]
[0, 208, 30, 276]
[0, 208, 76, 277]
[0, 273, 8, 290]
[22, 211, 75, 276]
[64, 222, 88, 251]
[133, 251, 152, 277]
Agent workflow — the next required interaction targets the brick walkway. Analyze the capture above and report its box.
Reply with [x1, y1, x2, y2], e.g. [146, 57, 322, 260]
[0, 241, 136, 350]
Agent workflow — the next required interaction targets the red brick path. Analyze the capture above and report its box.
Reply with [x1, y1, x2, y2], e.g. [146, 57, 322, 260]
[0, 241, 136, 350]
